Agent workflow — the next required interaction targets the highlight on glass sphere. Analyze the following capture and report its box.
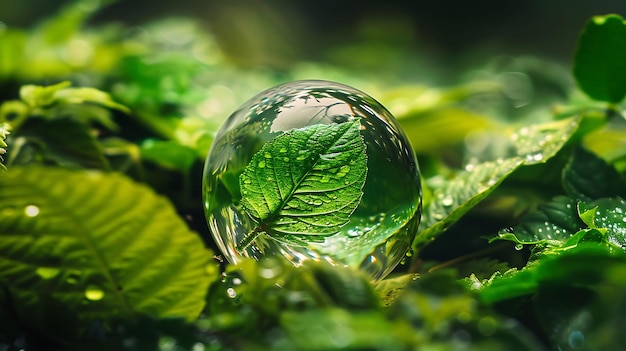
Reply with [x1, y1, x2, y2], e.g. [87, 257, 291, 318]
[203, 80, 422, 280]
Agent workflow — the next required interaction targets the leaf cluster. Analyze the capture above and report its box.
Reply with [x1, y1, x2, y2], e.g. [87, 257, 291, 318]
[1, 2, 626, 350]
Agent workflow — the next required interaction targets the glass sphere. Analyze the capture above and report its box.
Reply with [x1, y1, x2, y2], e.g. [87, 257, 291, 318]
[203, 80, 421, 280]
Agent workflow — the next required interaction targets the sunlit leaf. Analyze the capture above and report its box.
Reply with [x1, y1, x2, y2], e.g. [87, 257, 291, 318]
[20, 82, 71, 108]
[573, 14, 626, 103]
[509, 115, 581, 165]
[55, 86, 131, 114]
[140, 139, 198, 172]
[0, 167, 215, 338]
[238, 120, 367, 250]
[414, 157, 524, 250]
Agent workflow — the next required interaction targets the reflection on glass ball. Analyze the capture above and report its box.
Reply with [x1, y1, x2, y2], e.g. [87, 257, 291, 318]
[203, 80, 421, 280]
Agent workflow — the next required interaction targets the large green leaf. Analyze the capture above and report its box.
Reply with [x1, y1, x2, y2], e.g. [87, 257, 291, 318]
[0, 167, 215, 337]
[573, 14, 626, 103]
[413, 157, 524, 250]
[238, 120, 367, 250]
[509, 115, 581, 164]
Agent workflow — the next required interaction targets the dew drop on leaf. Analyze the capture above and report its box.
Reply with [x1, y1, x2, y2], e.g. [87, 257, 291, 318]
[24, 205, 40, 217]
[441, 196, 454, 207]
[84, 285, 105, 301]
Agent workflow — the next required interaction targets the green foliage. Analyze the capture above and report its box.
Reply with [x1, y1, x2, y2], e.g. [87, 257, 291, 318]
[1, 2, 626, 350]
[573, 14, 626, 103]
[238, 120, 367, 250]
[0, 167, 215, 340]
[0, 123, 8, 171]
[562, 145, 626, 201]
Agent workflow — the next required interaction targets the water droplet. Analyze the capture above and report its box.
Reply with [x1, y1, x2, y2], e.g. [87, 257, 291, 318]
[36, 267, 60, 279]
[85, 285, 105, 301]
[264, 152, 272, 159]
[243, 179, 251, 184]
[279, 147, 287, 153]
[441, 196, 454, 207]
[313, 200, 323, 206]
[258, 160, 266, 168]
[320, 176, 330, 183]
[347, 228, 361, 237]
[526, 152, 543, 162]
[24, 205, 40, 217]
[514, 243, 524, 251]
[226, 287, 237, 298]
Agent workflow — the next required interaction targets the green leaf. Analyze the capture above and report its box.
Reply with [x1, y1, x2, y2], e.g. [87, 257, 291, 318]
[55, 86, 131, 114]
[492, 196, 584, 246]
[563, 146, 626, 201]
[20, 81, 71, 108]
[413, 157, 524, 250]
[573, 14, 626, 103]
[140, 139, 198, 172]
[0, 123, 9, 171]
[15, 117, 110, 170]
[0, 167, 215, 337]
[509, 115, 581, 164]
[238, 120, 367, 250]
[480, 244, 625, 302]
[578, 198, 626, 249]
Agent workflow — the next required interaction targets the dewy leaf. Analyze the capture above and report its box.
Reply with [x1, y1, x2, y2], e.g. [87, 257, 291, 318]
[0, 167, 214, 334]
[578, 198, 626, 249]
[492, 196, 584, 246]
[238, 120, 367, 250]
[509, 116, 581, 165]
[573, 14, 626, 103]
[413, 157, 523, 250]
[562, 146, 626, 202]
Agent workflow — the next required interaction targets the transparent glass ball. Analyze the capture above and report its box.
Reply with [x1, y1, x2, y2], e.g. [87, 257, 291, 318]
[203, 80, 421, 280]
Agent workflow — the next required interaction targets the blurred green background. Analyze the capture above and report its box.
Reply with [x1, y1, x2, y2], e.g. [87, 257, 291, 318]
[2, 0, 626, 77]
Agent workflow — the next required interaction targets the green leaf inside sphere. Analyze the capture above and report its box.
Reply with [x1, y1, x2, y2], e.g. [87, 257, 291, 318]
[238, 119, 368, 250]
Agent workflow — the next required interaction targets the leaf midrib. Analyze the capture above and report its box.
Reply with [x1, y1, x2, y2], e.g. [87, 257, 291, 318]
[25, 172, 135, 316]
[254, 122, 355, 232]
